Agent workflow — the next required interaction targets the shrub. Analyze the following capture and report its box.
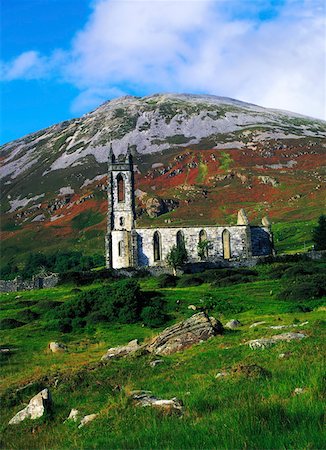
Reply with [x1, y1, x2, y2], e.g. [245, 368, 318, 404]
[279, 274, 326, 301]
[141, 298, 168, 327]
[166, 242, 188, 275]
[16, 309, 40, 322]
[177, 275, 204, 287]
[157, 274, 178, 288]
[0, 318, 25, 329]
[312, 215, 326, 250]
[53, 279, 160, 331]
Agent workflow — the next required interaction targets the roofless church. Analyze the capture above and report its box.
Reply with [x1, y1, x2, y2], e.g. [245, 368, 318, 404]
[105, 145, 274, 269]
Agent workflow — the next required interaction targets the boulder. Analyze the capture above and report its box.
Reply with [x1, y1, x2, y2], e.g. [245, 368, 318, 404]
[149, 359, 164, 367]
[146, 312, 223, 356]
[101, 339, 142, 361]
[9, 389, 52, 425]
[188, 304, 197, 311]
[145, 197, 165, 218]
[65, 408, 79, 422]
[131, 391, 183, 414]
[249, 321, 266, 328]
[49, 342, 67, 353]
[225, 319, 242, 329]
[78, 414, 98, 428]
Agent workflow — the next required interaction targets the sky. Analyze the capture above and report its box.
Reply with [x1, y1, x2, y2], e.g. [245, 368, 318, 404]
[1, 0, 325, 144]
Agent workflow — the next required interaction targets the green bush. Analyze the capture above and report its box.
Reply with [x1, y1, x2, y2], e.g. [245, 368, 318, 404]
[279, 274, 326, 301]
[141, 298, 168, 327]
[177, 275, 204, 287]
[16, 309, 40, 322]
[157, 273, 178, 288]
[0, 318, 25, 329]
[52, 279, 167, 332]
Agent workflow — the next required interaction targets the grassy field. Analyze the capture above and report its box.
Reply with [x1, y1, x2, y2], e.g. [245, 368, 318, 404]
[0, 261, 325, 449]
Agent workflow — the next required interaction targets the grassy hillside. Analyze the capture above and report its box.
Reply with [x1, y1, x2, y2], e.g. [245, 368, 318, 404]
[1, 261, 325, 449]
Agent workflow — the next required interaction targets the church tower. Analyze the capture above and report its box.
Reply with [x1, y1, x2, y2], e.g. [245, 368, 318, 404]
[105, 144, 138, 269]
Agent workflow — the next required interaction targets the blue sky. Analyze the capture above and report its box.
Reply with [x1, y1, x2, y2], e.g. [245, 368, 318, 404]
[1, 0, 325, 144]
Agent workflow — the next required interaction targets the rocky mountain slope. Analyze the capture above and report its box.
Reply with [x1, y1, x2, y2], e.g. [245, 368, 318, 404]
[1, 93, 325, 263]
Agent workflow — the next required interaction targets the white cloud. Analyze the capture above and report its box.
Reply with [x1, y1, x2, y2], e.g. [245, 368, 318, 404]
[1, 0, 325, 119]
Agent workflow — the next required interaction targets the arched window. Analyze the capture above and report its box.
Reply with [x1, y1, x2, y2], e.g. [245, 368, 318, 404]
[153, 231, 162, 261]
[118, 241, 124, 257]
[117, 174, 125, 203]
[176, 230, 185, 247]
[199, 229, 208, 259]
[119, 217, 125, 227]
[222, 229, 231, 259]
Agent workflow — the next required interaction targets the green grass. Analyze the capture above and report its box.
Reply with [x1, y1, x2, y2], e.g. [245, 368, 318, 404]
[0, 263, 325, 449]
[219, 151, 233, 171]
[273, 219, 316, 253]
[72, 210, 105, 231]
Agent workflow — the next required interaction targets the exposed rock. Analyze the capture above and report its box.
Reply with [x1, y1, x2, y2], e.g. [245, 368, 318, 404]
[215, 371, 229, 378]
[247, 338, 277, 350]
[225, 319, 242, 329]
[188, 304, 197, 311]
[78, 414, 98, 428]
[249, 321, 266, 328]
[258, 175, 279, 187]
[247, 332, 306, 349]
[146, 312, 223, 355]
[279, 352, 292, 359]
[48, 342, 67, 353]
[149, 359, 164, 367]
[101, 339, 142, 360]
[237, 209, 249, 225]
[9, 389, 52, 425]
[131, 391, 183, 414]
[293, 387, 306, 396]
[65, 408, 79, 423]
[145, 197, 164, 218]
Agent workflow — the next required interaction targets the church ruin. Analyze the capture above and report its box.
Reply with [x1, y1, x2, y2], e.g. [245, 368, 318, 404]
[105, 145, 274, 269]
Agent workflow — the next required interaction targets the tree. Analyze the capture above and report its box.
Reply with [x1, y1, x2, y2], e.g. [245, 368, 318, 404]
[197, 239, 211, 260]
[166, 242, 188, 276]
[312, 215, 326, 251]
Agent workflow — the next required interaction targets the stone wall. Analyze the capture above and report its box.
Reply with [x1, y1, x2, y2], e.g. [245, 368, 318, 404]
[0, 274, 59, 293]
[136, 225, 252, 267]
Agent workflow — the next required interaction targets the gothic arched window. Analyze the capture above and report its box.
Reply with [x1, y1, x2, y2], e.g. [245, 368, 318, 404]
[222, 229, 231, 259]
[176, 230, 185, 247]
[153, 231, 162, 262]
[199, 229, 208, 258]
[117, 174, 125, 203]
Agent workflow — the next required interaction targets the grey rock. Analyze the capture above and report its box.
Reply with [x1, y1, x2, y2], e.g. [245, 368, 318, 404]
[146, 312, 223, 356]
[188, 304, 197, 311]
[101, 339, 142, 360]
[149, 359, 164, 367]
[78, 414, 98, 428]
[225, 319, 242, 329]
[9, 388, 52, 425]
[131, 391, 183, 414]
[247, 332, 306, 350]
[65, 408, 79, 423]
[49, 342, 67, 353]
[293, 387, 306, 396]
[249, 321, 266, 328]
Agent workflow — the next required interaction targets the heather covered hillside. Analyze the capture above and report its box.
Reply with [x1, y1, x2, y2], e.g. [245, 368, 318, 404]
[1, 94, 325, 268]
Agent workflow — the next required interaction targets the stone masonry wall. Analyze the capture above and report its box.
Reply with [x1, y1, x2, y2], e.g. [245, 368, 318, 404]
[0, 274, 59, 293]
[136, 225, 251, 267]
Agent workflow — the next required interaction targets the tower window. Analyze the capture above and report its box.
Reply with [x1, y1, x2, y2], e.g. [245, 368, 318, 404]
[118, 241, 124, 257]
[117, 174, 125, 202]
[120, 217, 125, 227]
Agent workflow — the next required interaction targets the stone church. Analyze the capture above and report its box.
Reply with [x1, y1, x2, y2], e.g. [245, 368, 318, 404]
[105, 145, 274, 269]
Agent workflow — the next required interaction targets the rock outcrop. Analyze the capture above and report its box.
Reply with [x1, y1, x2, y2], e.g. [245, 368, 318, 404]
[48, 342, 67, 353]
[101, 339, 142, 360]
[147, 312, 223, 355]
[131, 391, 183, 414]
[8, 389, 52, 425]
[225, 319, 242, 329]
[247, 332, 306, 349]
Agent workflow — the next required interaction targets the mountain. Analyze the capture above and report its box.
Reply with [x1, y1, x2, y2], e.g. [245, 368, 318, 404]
[1, 93, 325, 264]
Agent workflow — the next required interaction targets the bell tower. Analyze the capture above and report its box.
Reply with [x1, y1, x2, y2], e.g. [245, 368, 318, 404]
[105, 144, 137, 269]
